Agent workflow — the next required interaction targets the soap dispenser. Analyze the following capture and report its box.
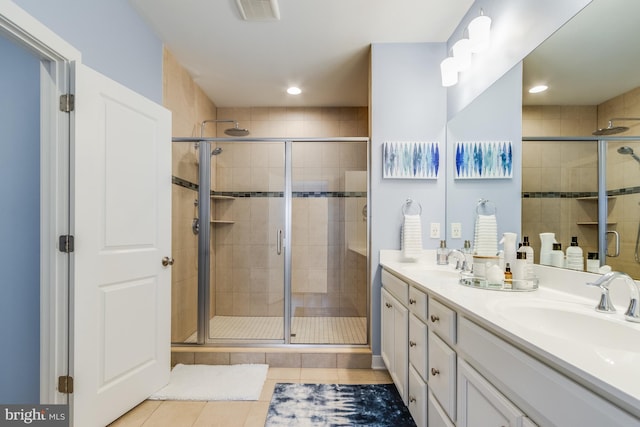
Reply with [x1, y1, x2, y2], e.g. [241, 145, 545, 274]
[437, 240, 449, 265]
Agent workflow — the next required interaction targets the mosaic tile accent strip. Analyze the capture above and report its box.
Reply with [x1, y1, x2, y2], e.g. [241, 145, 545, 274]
[523, 186, 640, 199]
[172, 176, 198, 191]
[455, 141, 513, 179]
[382, 141, 440, 179]
[266, 383, 415, 427]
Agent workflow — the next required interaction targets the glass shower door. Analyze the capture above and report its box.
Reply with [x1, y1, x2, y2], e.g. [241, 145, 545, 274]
[289, 140, 369, 345]
[208, 140, 286, 342]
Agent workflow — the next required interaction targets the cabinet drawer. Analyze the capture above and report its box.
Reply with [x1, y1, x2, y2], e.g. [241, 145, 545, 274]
[382, 269, 408, 305]
[428, 330, 456, 422]
[409, 313, 428, 380]
[408, 365, 427, 427]
[457, 358, 525, 427]
[409, 286, 428, 321]
[428, 390, 455, 427]
[428, 298, 456, 344]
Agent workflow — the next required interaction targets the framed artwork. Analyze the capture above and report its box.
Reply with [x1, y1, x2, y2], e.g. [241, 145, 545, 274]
[454, 141, 513, 179]
[382, 141, 439, 179]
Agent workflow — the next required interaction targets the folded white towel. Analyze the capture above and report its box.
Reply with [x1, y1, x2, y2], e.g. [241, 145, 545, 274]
[403, 214, 423, 260]
[474, 214, 498, 255]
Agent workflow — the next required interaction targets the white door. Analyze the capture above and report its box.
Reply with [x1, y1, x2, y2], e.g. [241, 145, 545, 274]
[71, 62, 172, 427]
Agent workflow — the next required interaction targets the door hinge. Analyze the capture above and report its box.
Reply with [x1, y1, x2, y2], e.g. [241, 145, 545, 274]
[59, 235, 75, 253]
[58, 376, 74, 394]
[59, 94, 75, 112]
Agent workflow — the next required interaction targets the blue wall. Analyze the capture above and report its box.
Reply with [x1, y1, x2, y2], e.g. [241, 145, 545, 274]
[14, 0, 163, 103]
[0, 35, 41, 403]
[370, 43, 448, 355]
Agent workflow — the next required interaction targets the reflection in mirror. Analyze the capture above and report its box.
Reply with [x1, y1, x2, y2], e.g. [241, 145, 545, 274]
[522, 0, 640, 279]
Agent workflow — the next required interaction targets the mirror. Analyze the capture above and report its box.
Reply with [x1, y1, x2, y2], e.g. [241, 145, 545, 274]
[521, 0, 640, 278]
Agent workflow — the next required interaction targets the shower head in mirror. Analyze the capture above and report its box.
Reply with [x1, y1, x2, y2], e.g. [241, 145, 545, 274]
[593, 118, 640, 136]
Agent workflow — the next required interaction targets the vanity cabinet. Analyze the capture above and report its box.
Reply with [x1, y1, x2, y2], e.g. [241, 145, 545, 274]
[381, 285, 408, 403]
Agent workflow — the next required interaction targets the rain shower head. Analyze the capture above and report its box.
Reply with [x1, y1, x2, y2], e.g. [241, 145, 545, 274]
[224, 122, 250, 137]
[200, 119, 250, 137]
[617, 146, 640, 164]
[593, 118, 640, 136]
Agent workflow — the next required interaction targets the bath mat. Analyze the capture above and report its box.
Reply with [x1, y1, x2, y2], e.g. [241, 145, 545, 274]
[149, 363, 268, 401]
[265, 383, 416, 427]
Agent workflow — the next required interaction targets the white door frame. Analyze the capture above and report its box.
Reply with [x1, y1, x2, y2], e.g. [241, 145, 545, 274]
[0, 0, 80, 404]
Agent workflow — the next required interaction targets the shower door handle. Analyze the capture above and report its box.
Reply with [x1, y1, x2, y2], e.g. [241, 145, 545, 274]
[606, 230, 620, 257]
[277, 229, 283, 255]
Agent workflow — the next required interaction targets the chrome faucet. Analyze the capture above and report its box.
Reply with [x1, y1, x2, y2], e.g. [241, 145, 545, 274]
[447, 249, 469, 271]
[586, 271, 640, 323]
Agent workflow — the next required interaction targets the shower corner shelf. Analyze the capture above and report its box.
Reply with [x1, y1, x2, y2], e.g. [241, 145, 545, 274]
[211, 220, 235, 224]
[576, 221, 616, 226]
[575, 196, 615, 201]
[211, 195, 235, 200]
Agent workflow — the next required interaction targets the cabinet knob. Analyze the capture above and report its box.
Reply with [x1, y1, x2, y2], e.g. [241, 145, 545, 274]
[385, 302, 392, 308]
[430, 314, 440, 323]
[409, 298, 416, 304]
[409, 340, 416, 347]
[162, 256, 174, 267]
[431, 368, 440, 376]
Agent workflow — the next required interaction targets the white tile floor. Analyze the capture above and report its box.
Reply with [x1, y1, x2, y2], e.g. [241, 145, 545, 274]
[109, 367, 392, 427]
[184, 316, 367, 344]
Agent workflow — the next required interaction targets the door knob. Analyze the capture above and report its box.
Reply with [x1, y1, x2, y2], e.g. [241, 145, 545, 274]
[162, 256, 174, 266]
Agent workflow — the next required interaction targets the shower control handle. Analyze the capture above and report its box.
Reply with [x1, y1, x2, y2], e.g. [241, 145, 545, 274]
[277, 229, 283, 255]
[162, 256, 174, 267]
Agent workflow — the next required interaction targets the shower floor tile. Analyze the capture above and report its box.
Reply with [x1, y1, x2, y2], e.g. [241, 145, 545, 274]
[184, 316, 367, 344]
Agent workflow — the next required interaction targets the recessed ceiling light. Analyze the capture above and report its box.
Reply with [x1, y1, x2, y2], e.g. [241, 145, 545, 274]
[287, 86, 301, 95]
[529, 85, 548, 94]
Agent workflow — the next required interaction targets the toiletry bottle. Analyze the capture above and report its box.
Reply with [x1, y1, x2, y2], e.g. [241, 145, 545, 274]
[565, 236, 584, 271]
[586, 252, 600, 273]
[518, 236, 535, 281]
[504, 263, 513, 289]
[437, 240, 449, 265]
[462, 239, 473, 268]
[512, 252, 526, 289]
[550, 242, 564, 268]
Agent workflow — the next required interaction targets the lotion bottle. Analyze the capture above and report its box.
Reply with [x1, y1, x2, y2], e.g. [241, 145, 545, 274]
[550, 242, 564, 268]
[565, 236, 584, 271]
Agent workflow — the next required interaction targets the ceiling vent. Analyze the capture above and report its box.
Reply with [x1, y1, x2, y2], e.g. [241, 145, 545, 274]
[235, 0, 280, 21]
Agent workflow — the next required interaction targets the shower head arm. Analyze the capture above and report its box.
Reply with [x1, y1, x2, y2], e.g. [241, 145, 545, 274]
[607, 118, 640, 126]
[200, 119, 239, 137]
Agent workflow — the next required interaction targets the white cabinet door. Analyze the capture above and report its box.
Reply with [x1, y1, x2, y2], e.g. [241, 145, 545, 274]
[457, 359, 525, 427]
[71, 63, 171, 427]
[381, 288, 408, 403]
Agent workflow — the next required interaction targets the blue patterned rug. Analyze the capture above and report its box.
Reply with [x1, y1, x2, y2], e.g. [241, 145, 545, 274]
[265, 383, 416, 427]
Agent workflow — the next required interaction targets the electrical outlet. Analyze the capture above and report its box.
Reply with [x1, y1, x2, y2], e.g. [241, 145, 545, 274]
[430, 222, 441, 239]
[451, 222, 462, 238]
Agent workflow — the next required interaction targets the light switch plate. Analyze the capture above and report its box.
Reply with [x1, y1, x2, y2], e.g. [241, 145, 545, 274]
[430, 222, 441, 239]
[451, 223, 462, 238]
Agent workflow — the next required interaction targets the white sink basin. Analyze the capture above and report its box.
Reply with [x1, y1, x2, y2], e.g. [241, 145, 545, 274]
[490, 298, 640, 360]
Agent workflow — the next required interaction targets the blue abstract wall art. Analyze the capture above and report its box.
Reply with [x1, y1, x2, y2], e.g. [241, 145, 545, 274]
[454, 141, 513, 179]
[382, 141, 440, 179]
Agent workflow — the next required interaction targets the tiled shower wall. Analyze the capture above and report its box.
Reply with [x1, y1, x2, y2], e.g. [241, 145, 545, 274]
[522, 86, 640, 277]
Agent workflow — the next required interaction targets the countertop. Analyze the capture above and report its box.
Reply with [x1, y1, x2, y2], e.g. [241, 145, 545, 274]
[380, 250, 640, 418]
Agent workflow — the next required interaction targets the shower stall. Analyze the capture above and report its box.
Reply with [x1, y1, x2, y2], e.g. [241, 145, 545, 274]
[171, 136, 369, 346]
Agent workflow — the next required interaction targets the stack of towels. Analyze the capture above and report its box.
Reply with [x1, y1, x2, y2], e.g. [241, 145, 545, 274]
[473, 214, 498, 256]
[402, 214, 423, 260]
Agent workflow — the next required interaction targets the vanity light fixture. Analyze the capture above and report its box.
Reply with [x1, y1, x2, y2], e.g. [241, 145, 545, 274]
[468, 10, 492, 53]
[452, 38, 472, 71]
[287, 86, 301, 95]
[529, 85, 548, 94]
[440, 57, 458, 87]
[440, 9, 492, 87]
